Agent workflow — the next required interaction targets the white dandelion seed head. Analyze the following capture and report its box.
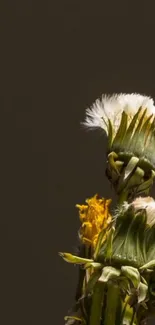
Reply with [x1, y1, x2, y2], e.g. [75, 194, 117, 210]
[83, 93, 155, 135]
[131, 196, 155, 227]
[120, 197, 155, 227]
[118, 93, 155, 116]
[83, 94, 123, 134]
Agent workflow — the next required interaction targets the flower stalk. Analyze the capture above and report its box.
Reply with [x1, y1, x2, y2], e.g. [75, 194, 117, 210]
[104, 282, 121, 325]
[89, 281, 105, 325]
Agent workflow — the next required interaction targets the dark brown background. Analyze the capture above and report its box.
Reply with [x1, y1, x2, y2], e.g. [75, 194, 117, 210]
[0, 0, 155, 324]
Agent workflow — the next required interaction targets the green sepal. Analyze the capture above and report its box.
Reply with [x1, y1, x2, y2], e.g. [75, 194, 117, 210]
[108, 118, 114, 149]
[64, 316, 85, 325]
[128, 108, 147, 152]
[96, 226, 115, 263]
[122, 107, 143, 149]
[145, 228, 155, 261]
[118, 152, 133, 165]
[121, 266, 140, 289]
[115, 160, 124, 173]
[84, 262, 102, 270]
[99, 266, 121, 283]
[138, 281, 148, 303]
[124, 157, 139, 181]
[104, 226, 115, 260]
[118, 277, 130, 293]
[140, 259, 155, 270]
[122, 212, 146, 267]
[84, 270, 102, 295]
[117, 157, 140, 193]
[133, 114, 153, 156]
[111, 208, 134, 265]
[144, 116, 155, 167]
[109, 160, 124, 183]
[137, 170, 155, 195]
[111, 206, 146, 268]
[138, 157, 154, 173]
[125, 167, 144, 191]
[108, 152, 119, 175]
[134, 211, 147, 264]
[140, 276, 148, 285]
[94, 223, 112, 260]
[112, 111, 128, 150]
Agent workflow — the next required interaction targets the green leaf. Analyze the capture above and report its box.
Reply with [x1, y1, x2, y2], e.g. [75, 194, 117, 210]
[138, 281, 148, 303]
[99, 266, 121, 283]
[59, 252, 93, 264]
[112, 111, 128, 150]
[121, 266, 140, 288]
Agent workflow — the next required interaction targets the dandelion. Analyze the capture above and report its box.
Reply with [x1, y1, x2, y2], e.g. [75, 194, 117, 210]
[83, 93, 155, 140]
[60, 92, 155, 325]
[83, 93, 155, 200]
[76, 195, 112, 248]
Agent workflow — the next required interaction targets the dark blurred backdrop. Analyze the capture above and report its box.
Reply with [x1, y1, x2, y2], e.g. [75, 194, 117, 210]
[0, 1, 155, 324]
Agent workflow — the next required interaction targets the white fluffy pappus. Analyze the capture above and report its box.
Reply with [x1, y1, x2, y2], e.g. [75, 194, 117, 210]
[83, 93, 155, 135]
[123, 196, 155, 227]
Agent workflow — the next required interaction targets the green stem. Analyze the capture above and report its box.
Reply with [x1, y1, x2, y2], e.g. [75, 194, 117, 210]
[104, 282, 121, 325]
[118, 190, 128, 205]
[89, 281, 105, 325]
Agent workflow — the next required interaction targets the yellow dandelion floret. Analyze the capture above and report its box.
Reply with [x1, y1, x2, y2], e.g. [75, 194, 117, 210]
[76, 194, 112, 248]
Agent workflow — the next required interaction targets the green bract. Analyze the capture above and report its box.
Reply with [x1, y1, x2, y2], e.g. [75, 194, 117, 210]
[106, 108, 155, 198]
